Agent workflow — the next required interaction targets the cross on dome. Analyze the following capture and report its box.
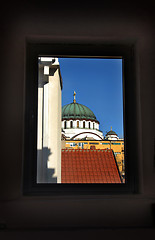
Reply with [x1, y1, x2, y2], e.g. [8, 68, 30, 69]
[73, 91, 76, 103]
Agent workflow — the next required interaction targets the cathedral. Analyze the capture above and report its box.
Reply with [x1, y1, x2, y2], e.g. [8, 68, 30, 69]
[61, 91, 124, 179]
[61, 91, 119, 141]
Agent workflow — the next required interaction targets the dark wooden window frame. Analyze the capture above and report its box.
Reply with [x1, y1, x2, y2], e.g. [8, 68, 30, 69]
[23, 40, 141, 196]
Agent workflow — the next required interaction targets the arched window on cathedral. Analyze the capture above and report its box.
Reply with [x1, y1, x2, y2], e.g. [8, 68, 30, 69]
[77, 121, 79, 128]
[64, 121, 67, 129]
[83, 121, 85, 128]
[89, 122, 91, 129]
[70, 121, 73, 128]
[93, 123, 95, 129]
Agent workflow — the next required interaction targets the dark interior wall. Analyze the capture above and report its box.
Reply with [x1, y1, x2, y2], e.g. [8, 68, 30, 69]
[0, 1, 155, 234]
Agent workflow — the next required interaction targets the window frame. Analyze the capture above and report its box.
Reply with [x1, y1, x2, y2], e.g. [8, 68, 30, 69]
[23, 40, 140, 196]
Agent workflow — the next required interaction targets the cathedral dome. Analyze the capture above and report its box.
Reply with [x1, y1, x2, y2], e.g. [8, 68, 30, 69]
[62, 102, 97, 121]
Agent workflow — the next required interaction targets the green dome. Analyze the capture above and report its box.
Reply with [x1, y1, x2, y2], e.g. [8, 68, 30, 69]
[62, 102, 97, 121]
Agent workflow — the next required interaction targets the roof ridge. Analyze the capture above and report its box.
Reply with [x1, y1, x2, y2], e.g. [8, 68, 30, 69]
[62, 149, 113, 152]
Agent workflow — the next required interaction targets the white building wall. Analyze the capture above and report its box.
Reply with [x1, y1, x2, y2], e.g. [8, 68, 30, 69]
[74, 132, 102, 140]
[63, 128, 103, 140]
[48, 69, 61, 183]
[37, 59, 62, 184]
[105, 134, 119, 140]
[95, 122, 99, 130]
[37, 88, 43, 150]
[37, 87, 43, 183]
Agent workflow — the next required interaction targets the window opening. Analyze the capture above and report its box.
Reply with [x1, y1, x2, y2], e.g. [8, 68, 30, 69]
[36, 56, 124, 184]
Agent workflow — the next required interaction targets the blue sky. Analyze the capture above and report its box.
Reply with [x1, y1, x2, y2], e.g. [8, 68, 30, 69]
[59, 58, 124, 138]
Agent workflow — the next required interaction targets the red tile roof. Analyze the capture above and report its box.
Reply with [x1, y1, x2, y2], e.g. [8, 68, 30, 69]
[61, 149, 122, 183]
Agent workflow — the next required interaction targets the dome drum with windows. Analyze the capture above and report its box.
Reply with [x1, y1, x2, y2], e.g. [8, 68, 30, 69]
[62, 92, 103, 140]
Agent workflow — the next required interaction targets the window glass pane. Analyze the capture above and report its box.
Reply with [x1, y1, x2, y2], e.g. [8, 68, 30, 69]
[37, 57, 124, 184]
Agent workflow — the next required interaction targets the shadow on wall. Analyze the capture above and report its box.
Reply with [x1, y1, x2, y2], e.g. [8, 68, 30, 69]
[152, 203, 155, 227]
[37, 147, 57, 183]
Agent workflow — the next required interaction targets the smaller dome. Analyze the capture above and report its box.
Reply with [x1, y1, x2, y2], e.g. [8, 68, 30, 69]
[106, 130, 118, 136]
[106, 127, 118, 136]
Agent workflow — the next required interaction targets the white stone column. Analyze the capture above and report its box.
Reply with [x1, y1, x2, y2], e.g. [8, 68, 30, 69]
[66, 120, 70, 129]
[85, 121, 89, 128]
[79, 120, 82, 128]
[43, 83, 49, 148]
[37, 88, 43, 150]
[47, 69, 61, 183]
[37, 87, 43, 183]
[37, 58, 62, 184]
[41, 83, 49, 182]
[73, 120, 76, 128]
